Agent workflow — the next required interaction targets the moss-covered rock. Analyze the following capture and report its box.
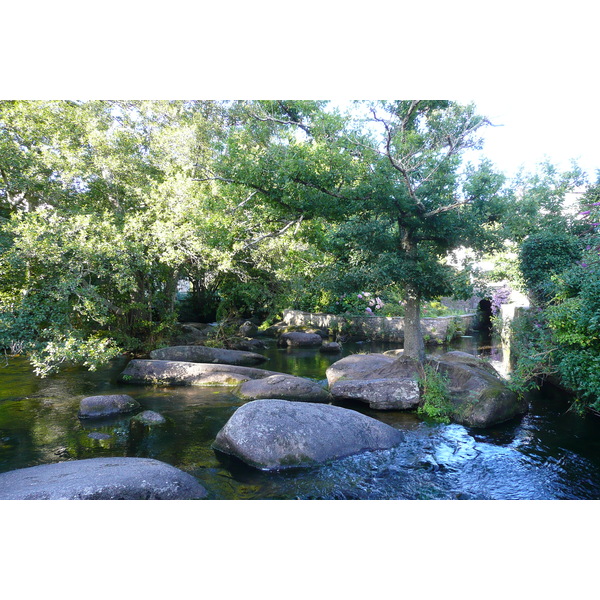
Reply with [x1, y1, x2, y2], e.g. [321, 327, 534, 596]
[430, 352, 527, 428]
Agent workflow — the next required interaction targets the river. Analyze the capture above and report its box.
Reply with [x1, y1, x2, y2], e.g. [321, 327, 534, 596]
[1, 334, 600, 499]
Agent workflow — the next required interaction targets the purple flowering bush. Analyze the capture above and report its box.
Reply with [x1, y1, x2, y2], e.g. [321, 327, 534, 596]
[490, 285, 512, 316]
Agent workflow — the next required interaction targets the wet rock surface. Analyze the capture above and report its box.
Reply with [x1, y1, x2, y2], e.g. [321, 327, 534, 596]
[236, 374, 332, 403]
[213, 399, 404, 470]
[430, 351, 527, 428]
[120, 359, 280, 386]
[78, 394, 140, 419]
[320, 341, 342, 353]
[149, 345, 267, 366]
[331, 378, 421, 410]
[0, 457, 208, 500]
[131, 410, 167, 426]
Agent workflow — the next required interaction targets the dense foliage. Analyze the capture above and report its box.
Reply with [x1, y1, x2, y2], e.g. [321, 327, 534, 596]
[213, 100, 513, 358]
[1, 99, 597, 386]
[509, 179, 600, 411]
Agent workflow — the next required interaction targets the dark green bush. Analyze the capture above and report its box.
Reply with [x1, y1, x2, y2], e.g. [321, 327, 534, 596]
[519, 230, 581, 303]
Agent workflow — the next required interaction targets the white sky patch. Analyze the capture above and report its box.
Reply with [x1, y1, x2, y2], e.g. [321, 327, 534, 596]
[459, 97, 599, 182]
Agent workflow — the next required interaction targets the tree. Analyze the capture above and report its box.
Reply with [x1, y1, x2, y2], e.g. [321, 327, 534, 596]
[0, 100, 242, 374]
[0, 99, 336, 373]
[212, 100, 508, 359]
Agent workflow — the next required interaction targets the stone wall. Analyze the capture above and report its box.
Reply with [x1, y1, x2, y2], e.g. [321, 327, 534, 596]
[282, 309, 477, 344]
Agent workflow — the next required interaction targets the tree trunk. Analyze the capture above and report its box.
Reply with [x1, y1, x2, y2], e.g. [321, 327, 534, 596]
[398, 225, 425, 361]
[404, 287, 425, 361]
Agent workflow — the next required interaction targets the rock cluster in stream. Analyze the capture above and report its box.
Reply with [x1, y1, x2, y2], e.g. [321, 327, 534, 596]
[0, 328, 528, 497]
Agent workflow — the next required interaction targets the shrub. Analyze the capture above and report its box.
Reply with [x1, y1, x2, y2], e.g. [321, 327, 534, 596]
[519, 230, 581, 303]
[417, 364, 453, 424]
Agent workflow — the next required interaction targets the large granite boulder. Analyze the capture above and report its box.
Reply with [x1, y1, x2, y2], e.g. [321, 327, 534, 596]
[430, 351, 527, 428]
[0, 457, 207, 500]
[278, 331, 323, 348]
[368, 355, 423, 380]
[431, 350, 500, 376]
[236, 374, 332, 403]
[331, 378, 420, 410]
[213, 399, 403, 470]
[120, 359, 280, 386]
[149, 345, 267, 366]
[78, 395, 140, 419]
[325, 353, 396, 385]
[326, 350, 525, 428]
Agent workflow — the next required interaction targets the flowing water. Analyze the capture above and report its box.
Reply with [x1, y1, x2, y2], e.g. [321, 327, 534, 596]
[1, 335, 600, 500]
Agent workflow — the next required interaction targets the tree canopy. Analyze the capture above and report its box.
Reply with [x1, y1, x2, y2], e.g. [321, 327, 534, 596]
[0, 98, 591, 373]
[212, 100, 510, 358]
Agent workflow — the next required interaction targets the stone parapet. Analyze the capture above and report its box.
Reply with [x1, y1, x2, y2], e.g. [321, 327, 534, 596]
[282, 309, 476, 344]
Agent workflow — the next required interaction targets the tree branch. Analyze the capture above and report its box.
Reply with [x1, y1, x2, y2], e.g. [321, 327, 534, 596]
[233, 217, 303, 254]
[194, 172, 301, 215]
[370, 104, 427, 214]
[249, 101, 312, 136]
[229, 190, 257, 214]
[290, 177, 352, 201]
[425, 198, 472, 218]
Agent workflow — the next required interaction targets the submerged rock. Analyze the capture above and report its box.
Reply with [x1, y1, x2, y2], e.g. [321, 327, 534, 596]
[236, 374, 332, 403]
[0, 457, 208, 500]
[131, 410, 167, 426]
[87, 432, 111, 440]
[331, 378, 420, 410]
[78, 395, 140, 419]
[213, 399, 403, 470]
[120, 359, 280, 386]
[149, 345, 267, 366]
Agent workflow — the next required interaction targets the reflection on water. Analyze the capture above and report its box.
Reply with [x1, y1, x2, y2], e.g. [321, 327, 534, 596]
[1, 334, 600, 499]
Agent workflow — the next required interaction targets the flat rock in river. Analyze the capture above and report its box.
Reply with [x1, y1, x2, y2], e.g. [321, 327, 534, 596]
[213, 399, 403, 470]
[236, 374, 332, 403]
[149, 345, 267, 366]
[120, 359, 281, 386]
[0, 457, 207, 500]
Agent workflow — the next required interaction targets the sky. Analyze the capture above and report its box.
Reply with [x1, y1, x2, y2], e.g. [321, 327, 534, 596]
[460, 96, 599, 181]
[5, 3, 598, 184]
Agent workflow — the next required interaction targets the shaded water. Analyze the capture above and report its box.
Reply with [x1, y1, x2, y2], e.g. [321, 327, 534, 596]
[1, 335, 600, 499]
